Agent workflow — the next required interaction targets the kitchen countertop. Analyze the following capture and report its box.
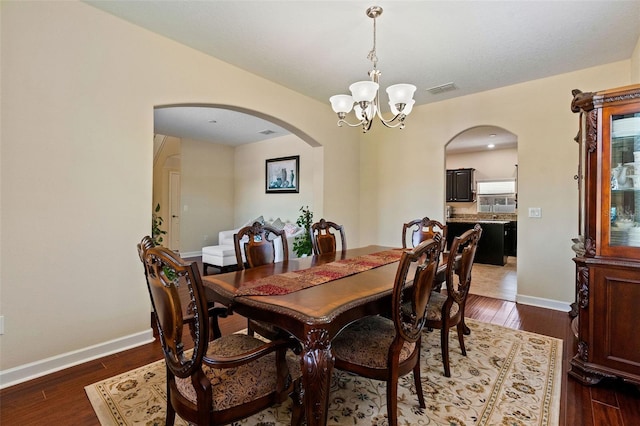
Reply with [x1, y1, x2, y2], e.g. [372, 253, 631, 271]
[447, 218, 511, 224]
[447, 214, 517, 224]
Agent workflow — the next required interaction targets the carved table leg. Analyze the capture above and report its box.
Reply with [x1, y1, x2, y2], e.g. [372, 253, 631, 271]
[301, 328, 334, 426]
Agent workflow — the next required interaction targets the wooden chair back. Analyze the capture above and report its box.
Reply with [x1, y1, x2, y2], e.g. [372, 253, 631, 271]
[310, 218, 346, 255]
[143, 246, 209, 383]
[444, 224, 482, 305]
[402, 217, 447, 252]
[393, 235, 443, 342]
[234, 222, 288, 269]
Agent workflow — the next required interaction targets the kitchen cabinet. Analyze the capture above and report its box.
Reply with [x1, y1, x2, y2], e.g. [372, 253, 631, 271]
[446, 221, 507, 266]
[569, 84, 640, 386]
[504, 221, 517, 257]
[446, 168, 475, 202]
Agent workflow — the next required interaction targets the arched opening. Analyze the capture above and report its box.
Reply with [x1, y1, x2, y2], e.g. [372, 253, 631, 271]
[152, 104, 323, 256]
[445, 125, 518, 301]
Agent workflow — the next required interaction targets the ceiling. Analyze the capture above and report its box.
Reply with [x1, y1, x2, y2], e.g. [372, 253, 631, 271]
[86, 1, 640, 150]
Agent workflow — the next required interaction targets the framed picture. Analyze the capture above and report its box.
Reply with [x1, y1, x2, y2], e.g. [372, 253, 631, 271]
[266, 155, 299, 193]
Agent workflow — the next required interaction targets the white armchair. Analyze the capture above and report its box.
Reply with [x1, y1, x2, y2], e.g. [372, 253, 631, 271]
[202, 216, 304, 275]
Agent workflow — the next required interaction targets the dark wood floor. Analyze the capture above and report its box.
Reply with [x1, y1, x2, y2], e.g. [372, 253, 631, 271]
[2, 294, 639, 425]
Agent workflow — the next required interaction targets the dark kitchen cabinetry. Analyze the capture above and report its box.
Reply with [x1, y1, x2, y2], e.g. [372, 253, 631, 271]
[504, 221, 517, 257]
[446, 221, 507, 266]
[569, 84, 640, 387]
[446, 168, 475, 202]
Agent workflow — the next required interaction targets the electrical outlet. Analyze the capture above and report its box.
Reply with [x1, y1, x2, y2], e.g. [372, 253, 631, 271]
[529, 207, 542, 218]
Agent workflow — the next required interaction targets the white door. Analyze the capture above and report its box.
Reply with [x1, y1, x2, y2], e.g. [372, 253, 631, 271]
[168, 171, 181, 251]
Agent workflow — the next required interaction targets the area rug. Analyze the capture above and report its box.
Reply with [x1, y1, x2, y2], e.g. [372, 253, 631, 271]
[85, 319, 562, 425]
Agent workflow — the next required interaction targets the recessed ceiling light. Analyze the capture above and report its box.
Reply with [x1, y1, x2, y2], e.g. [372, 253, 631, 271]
[488, 143, 495, 149]
[489, 133, 496, 137]
[208, 119, 217, 124]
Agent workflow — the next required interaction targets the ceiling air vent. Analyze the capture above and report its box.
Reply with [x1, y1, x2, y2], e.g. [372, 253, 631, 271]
[426, 82, 457, 95]
[259, 129, 277, 135]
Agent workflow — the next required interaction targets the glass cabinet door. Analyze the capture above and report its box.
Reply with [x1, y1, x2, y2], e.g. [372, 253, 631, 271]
[605, 105, 640, 253]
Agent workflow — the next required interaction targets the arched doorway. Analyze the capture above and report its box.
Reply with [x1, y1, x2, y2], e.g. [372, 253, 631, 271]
[445, 125, 518, 301]
[152, 104, 323, 255]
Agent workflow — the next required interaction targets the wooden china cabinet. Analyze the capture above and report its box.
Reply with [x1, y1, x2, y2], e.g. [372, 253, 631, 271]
[569, 84, 640, 386]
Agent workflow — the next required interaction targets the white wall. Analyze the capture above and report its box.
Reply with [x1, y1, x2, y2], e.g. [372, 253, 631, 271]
[359, 60, 632, 311]
[234, 134, 319, 226]
[0, 1, 358, 382]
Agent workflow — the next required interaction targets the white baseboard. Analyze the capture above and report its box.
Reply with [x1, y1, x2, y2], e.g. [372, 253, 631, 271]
[0, 328, 155, 389]
[515, 294, 572, 313]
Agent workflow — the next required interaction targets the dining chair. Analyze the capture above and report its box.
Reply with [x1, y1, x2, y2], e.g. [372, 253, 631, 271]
[403, 217, 450, 292]
[142, 245, 304, 426]
[425, 224, 482, 377]
[233, 222, 291, 340]
[310, 218, 346, 255]
[137, 236, 228, 341]
[331, 236, 443, 426]
[402, 217, 447, 252]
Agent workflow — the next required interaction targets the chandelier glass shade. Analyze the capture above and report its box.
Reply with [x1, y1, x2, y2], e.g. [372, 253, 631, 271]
[330, 6, 416, 133]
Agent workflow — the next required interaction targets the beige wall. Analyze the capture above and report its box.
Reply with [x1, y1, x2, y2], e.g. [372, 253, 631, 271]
[180, 139, 235, 251]
[447, 148, 518, 215]
[632, 35, 640, 83]
[0, 1, 358, 379]
[152, 135, 181, 247]
[359, 60, 631, 310]
[234, 134, 320, 227]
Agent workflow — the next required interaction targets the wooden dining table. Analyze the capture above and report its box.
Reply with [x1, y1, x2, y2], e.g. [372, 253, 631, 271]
[201, 245, 449, 426]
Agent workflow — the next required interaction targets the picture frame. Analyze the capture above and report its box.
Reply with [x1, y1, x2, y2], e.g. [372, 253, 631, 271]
[266, 155, 299, 193]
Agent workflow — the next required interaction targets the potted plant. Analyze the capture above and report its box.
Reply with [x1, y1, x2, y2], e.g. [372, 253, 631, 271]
[152, 203, 167, 246]
[293, 205, 313, 257]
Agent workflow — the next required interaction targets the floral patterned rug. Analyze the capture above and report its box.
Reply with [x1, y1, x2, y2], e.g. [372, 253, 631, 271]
[85, 319, 562, 425]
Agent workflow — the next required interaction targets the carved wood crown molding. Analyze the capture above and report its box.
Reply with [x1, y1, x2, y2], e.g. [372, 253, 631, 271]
[601, 91, 640, 104]
[571, 89, 596, 112]
[572, 87, 640, 112]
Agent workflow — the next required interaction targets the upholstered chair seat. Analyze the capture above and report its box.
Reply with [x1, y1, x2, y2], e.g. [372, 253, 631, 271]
[175, 334, 302, 410]
[424, 292, 460, 321]
[333, 316, 416, 369]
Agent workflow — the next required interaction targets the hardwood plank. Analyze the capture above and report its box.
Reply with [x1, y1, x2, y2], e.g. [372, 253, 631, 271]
[617, 383, 640, 425]
[591, 400, 624, 426]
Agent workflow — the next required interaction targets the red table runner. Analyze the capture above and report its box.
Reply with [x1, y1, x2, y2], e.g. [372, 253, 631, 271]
[235, 249, 404, 296]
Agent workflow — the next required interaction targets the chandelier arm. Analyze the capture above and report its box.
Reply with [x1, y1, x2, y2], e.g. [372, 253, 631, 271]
[337, 118, 367, 128]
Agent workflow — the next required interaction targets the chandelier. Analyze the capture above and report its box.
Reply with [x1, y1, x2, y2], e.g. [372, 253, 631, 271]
[329, 6, 416, 133]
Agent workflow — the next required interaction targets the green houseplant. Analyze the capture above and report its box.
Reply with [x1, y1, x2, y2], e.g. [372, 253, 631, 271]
[152, 203, 167, 246]
[293, 205, 313, 257]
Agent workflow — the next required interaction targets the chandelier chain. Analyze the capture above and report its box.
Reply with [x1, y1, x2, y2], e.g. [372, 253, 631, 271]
[367, 16, 378, 69]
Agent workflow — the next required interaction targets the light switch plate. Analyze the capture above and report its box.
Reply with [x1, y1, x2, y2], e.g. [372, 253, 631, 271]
[529, 207, 542, 218]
